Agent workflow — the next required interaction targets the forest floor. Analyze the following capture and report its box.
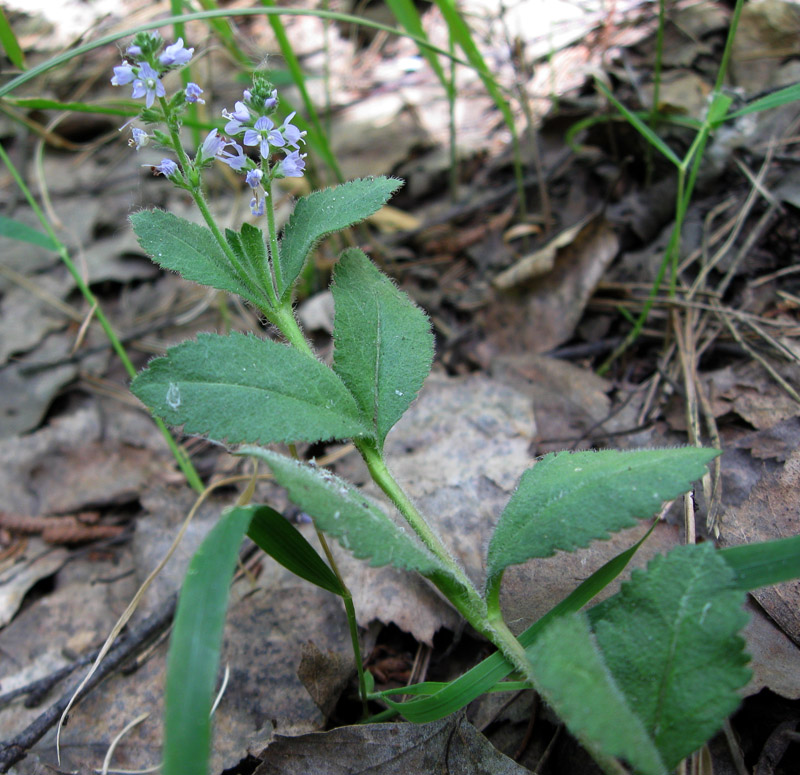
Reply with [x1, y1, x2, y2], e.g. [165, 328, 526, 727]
[0, 0, 799, 773]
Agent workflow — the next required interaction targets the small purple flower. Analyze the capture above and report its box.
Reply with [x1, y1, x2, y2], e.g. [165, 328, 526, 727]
[243, 115, 284, 158]
[280, 112, 306, 149]
[279, 150, 306, 178]
[217, 139, 248, 171]
[185, 82, 205, 104]
[159, 38, 194, 66]
[131, 62, 166, 108]
[250, 196, 266, 217]
[245, 168, 263, 189]
[198, 129, 224, 162]
[129, 127, 149, 151]
[222, 101, 250, 135]
[126, 44, 142, 57]
[146, 158, 179, 177]
[111, 62, 135, 86]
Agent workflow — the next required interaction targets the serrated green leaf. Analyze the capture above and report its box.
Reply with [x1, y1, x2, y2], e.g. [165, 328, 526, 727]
[331, 248, 433, 447]
[240, 446, 457, 584]
[131, 209, 271, 309]
[163, 505, 251, 775]
[0, 215, 56, 250]
[527, 612, 669, 775]
[589, 543, 750, 770]
[277, 177, 403, 300]
[131, 332, 370, 445]
[486, 448, 718, 582]
[244, 504, 345, 596]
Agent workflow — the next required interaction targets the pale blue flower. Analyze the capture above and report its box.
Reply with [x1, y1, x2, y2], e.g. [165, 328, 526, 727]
[250, 196, 266, 217]
[222, 101, 250, 135]
[280, 112, 306, 149]
[243, 115, 284, 157]
[129, 127, 149, 151]
[279, 150, 306, 178]
[131, 63, 165, 108]
[110, 62, 135, 86]
[126, 44, 142, 57]
[198, 129, 224, 162]
[246, 168, 263, 189]
[159, 38, 194, 66]
[146, 158, 178, 177]
[185, 82, 205, 104]
[217, 139, 248, 171]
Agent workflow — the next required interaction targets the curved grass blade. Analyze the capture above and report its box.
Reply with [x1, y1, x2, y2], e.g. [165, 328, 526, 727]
[0, 5, 25, 70]
[386, 0, 452, 98]
[0, 214, 57, 249]
[718, 534, 800, 590]
[378, 523, 655, 722]
[163, 506, 252, 775]
[244, 504, 345, 596]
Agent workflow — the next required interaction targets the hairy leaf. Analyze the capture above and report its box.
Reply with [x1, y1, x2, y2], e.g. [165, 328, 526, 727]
[131, 332, 369, 445]
[241, 446, 459, 586]
[527, 613, 668, 775]
[486, 448, 718, 581]
[131, 209, 271, 309]
[277, 177, 402, 300]
[331, 248, 433, 447]
[589, 543, 750, 769]
[163, 505, 251, 775]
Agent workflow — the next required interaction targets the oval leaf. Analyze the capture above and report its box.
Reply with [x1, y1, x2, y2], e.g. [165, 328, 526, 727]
[589, 542, 750, 770]
[241, 446, 453, 580]
[526, 612, 669, 775]
[131, 209, 271, 309]
[163, 506, 252, 775]
[331, 248, 433, 447]
[131, 332, 370, 445]
[277, 177, 403, 300]
[486, 447, 719, 581]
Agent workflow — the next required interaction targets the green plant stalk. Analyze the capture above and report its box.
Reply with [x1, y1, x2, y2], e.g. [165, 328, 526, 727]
[160, 100, 279, 311]
[286, 440, 369, 717]
[0, 141, 204, 493]
[263, 175, 283, 297]
[353, 437, 534, 682]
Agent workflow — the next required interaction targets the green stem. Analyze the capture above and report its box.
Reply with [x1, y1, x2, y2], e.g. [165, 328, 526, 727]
[0, 142, 204, 493]
[160, 101, 278, 311]
[354, 437, 535, 682]
[263, 174, 283, 297]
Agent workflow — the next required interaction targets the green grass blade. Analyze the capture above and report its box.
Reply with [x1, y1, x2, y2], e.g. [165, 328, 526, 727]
[259, 0, 343, 180]
[0, 5, 25, 70]
[726, 82, 800, 119]
[595, 78, 681, 167]
[244, 504, 346, 595]
[163, 506, 252, 775]
[0, 214, 57, 249]
[719, 535, 800, 590]
[386, 0, 452, 98]
[380, 524, 655, 722]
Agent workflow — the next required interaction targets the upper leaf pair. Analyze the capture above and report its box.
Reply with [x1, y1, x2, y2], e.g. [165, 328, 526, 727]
[131, 176, 403, 311]
[131, 177, 432, 449]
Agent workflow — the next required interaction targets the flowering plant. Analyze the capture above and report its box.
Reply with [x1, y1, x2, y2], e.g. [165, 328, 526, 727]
[109, 32, 800, 775]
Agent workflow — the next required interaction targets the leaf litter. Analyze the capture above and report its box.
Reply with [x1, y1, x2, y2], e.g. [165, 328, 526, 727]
[2, 0, 800, 772]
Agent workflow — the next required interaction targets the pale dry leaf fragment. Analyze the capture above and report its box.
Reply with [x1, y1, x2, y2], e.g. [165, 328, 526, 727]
[0, 538, 69, 627]
[493, 211, 598, 289]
